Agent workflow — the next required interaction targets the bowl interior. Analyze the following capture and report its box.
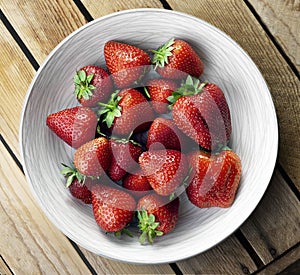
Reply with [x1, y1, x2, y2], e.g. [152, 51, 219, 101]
[20, 9, 278, 264]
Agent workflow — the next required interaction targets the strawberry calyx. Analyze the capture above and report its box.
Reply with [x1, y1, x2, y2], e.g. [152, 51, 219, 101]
[60, 163, 85, 188]
[98, 91, 122, 128]
[137, 210, 163, 244]
[167, 75, 207, 105]
[151, 38, 175, 70]
[74, 70, 96, 100]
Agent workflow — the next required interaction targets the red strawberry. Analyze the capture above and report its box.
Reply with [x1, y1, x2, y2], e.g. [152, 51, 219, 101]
[186, 149, 242, 208]
[108, 139, 143, 181]
[145, 79, 178, 114]
[170, 76, 232, 151]
[122, 168, 152, 198]
[98, 89, 155, 136]
[74, 65, 113, 107]
[61, 164, 94, 204]
[137, 194, 180, 244]
[146, 117, 193, 152]
[139, 149, 188, 196]
[74, 137, 111, 177]
[91, 184, 136, 232]
[46, 106, 97, 149]
[152, 38, 204, 80]
[104, 41, 151, 88]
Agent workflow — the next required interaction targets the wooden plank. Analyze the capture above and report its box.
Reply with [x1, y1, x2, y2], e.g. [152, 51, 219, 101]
[165, 0, 300, 189]
[1, 0, 87, 64]
[81, 0, 163, 18]
[248, 0, 300, 72]
[80, 249, 175, 274]
[0, 256, 13, 275]
[176, 235, 257, 274]
[0, 142, 91, 274]
[257, 245, 300, 274]
[0, 20, 36, 160]
[240, 169, 300, 264]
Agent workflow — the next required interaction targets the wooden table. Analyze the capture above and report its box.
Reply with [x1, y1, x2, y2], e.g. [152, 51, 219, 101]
[1, 0, 299, 274]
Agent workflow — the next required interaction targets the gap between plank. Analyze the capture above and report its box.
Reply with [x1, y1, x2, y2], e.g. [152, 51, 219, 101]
[234, 229, 265, 269]
[277, 163, 300, 201]
[72, 0, 94, 22]
[0, 9, 39, 71]
[0, 254, 15, 275]
[251, 242, 300, 274]
[159, 0, 172, 10]
[242, 0, 300, 80]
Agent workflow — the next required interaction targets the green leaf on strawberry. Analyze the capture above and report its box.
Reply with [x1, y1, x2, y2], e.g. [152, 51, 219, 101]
[167, 75, 207, 105]
[151, 38, 175, 69]
[60, 163, 85, 188]
[74, 70, 96, 100]
[98, 91, 122, 128]
[137, 210, 163, 244]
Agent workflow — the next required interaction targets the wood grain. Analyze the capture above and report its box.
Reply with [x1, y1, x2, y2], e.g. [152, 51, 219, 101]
[248, 0, 300, 72]
[166, 0, 300, 189]
[240, 169, 300, 264]
[80, 249, 175, 274]
[0, 256, 12, 275]
[257, 245, 300, 274]
[0, 20, 35, 160]
[0, 142, 91, 274]
[1, 0, 87, 64]
[81, 0, 163, 18]
[176, 235, 257, 274]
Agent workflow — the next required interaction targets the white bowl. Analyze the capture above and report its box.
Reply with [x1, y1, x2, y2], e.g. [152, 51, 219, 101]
[20, 8, 278, 264]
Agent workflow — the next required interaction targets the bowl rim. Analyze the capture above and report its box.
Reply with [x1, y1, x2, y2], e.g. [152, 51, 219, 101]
[19, 8, 279, 264]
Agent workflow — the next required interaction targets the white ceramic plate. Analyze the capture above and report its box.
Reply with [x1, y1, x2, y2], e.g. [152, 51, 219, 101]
[20, 9, 278, 264]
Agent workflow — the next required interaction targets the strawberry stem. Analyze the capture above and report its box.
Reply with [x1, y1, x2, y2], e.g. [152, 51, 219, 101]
[97, 91, 122, 128]
[151, 38, 175, 70]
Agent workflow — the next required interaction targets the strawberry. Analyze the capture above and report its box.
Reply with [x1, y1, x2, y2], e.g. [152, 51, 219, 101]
[74, 137, 111, 177]
[98, 89, 155, 136]
[74, 65, 113, 107]
[137, 194, 180, 244]
[104, 41, 151, 88]
[169, 76, 232, 151]
[108, 139, 143, 181]
[151, 38, 204, 80]
[91, 184, 136, 232]
[146, 117, 193, 152]
[139, 149, 188, 196]
[61, 164, 94, 204]
[46, 106, 97, 149]
[186, 148, 242, 208]
[122, 168, 152, 198]
[145, 79, 178, 114]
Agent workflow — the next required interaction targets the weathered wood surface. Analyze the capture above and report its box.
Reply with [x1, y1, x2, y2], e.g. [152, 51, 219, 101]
[81, 0, 163, 18]
[176, 235, 257, 274]
[0, 257, 12, 275]
[240, 169, 300, 264]
[0, 0, 299, 274]
[257, 245, 300, 274]
[248, 0, 300, 72]
[0, 142, 91, 274]
[0, 20, 35, 160]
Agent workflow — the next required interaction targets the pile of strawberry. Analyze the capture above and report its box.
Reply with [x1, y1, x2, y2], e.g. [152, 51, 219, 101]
[46, 38, 242, 244]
